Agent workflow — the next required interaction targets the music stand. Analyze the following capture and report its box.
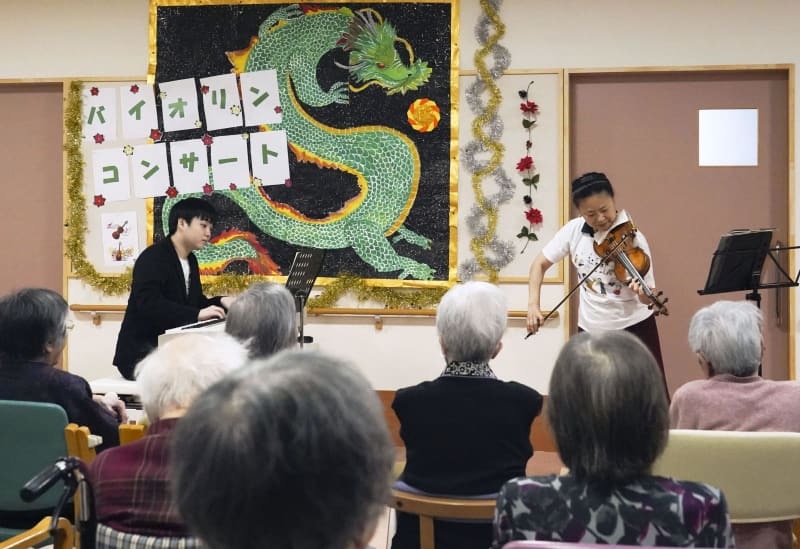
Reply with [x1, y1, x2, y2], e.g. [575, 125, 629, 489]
[698, 228, 798, 307]
[285, 248, 326, 348]
[699, 229, 800, 377]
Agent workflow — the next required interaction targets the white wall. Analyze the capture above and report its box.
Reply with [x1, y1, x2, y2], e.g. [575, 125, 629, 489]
[4, 0, 798, 391]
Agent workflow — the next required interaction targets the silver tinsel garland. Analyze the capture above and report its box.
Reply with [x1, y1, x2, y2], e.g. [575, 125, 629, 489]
[459, 0, 516, 280]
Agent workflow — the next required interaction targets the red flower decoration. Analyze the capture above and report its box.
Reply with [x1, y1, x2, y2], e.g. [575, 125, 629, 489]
[525, 208, 543, 225]
[149, 129, 162, 141]
[229, 183, 238, 190]
[203, 183, 213, 195]
[201, 134, 214, 146]
[165, 186, 178, 198]
[516, 156, 534, 172]
[274, 106, 282, 114]
[284, 179, 292, 187]
[93, 133, 105, 144]
[130, 84, 140, 94]
[93, 195, 106, 207]
[90, 87, 100, 96]
[201, 85, 210, 94]
[520, 101, 539, 115]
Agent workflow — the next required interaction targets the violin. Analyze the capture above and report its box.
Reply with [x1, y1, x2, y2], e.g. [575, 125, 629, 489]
[594, 219, 669, 316]
[112, 221, 128, 240]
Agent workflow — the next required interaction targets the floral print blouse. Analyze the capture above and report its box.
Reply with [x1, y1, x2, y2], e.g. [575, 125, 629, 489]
[492, 474, 734, 547]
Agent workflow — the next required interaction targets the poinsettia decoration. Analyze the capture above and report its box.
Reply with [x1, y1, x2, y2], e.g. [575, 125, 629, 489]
[516, 81, 542, 253]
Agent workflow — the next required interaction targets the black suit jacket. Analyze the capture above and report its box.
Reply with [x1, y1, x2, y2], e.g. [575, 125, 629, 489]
[113, 238, 222, 379]
[391, 375, 543, 549]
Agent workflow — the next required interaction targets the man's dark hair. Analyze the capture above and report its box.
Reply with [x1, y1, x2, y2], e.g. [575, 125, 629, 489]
[167, 198, 217, 236]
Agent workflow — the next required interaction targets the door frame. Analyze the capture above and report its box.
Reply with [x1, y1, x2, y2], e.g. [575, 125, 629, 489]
[562, 64, 795, 380]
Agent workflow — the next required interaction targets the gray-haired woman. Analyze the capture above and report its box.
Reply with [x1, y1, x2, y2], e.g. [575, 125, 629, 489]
[492, 331, 734, 547]
[0, 288, 124, 450]
[392, 281, 543, 549]
[170, 349, 394, 549]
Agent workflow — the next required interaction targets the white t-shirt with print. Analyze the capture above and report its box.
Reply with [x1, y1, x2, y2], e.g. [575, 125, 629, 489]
[179, 257, 191, 296]
[541, 210, 655, 332]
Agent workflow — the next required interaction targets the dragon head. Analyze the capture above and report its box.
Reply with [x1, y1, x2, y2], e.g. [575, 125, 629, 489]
[339, 9, 432, 96]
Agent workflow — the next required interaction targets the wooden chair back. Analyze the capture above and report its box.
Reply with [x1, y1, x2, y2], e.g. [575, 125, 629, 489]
[119, 423, 147, 445]
[390, 489, 496, 549]
[64, 423, 96, 464]
[0, 517, 72, 549]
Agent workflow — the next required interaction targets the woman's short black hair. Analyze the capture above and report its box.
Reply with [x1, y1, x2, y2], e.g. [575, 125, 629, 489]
[547, 331, 669, 485]
[167, 197, 217, 235]
[571, 172, 615, 207]
[0, 288, 68, 362]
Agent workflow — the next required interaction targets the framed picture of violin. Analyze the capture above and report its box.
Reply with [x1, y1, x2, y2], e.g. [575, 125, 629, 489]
[457, 69, 565, 284]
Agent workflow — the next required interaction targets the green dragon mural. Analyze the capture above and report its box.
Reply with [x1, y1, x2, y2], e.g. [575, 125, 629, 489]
[161, 3, 439, 280]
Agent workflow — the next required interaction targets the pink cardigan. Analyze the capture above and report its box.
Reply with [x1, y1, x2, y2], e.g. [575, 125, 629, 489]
[670, 373, 800, 549]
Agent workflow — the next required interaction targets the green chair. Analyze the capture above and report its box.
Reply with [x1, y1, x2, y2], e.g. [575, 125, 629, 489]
[0, 400, 70, 542]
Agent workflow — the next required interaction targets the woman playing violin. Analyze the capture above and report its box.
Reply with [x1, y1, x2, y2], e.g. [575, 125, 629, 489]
[527, 172, 667, 390]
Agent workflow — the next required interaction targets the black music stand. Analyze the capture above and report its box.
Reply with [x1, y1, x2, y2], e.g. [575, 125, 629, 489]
[698, 228, 798, 307]
[285, 248, 325, 348]
[698, 229, 800, 377]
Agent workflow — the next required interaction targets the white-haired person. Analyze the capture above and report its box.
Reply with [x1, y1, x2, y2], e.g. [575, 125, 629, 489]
[224, 281, 297, 358]
[0, 288, 125, 452]
[492, 331, 734, 547]
[89, 333, 248, 539]
[391, 281, 543, 549]
[170, 349, 395, 549]
[671, 300, 800, 549]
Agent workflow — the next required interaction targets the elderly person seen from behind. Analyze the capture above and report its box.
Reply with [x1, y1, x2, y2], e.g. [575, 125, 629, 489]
[224, 282, 297, 358]
[392, 281, 543, 549]
[89, 333, 247, 538]
[0, 287, 124, 451]
[170, 349, 395, 549]
[671, 300, 800, 549]
[492, 331, 734, 547]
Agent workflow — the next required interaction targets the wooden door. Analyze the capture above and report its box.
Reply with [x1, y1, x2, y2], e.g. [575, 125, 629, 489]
[0, 83, 64, 294]
[568, 69, 790, 392]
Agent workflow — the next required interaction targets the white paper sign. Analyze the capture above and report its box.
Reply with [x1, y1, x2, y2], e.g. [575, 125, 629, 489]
[132, 143, 170, 198]
[120, 82, 158, 140]
[249, 130, 291, 187]
[210, 134, 251, 190]
[159, 78, 201, 133]
[100, 211, 139, 267]
[698, 109, 759, 167]
[82, 85, 118, 144]
[240, 70, 282, 126]
[91, 148, 131, 202]
[169, 139, 209, 194]
[200, 74, 244, 131]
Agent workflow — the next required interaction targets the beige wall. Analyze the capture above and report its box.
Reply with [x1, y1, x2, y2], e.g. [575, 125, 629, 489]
[3, 0, 798, 390]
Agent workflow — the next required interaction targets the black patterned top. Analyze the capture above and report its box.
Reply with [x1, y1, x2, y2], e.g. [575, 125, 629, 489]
[440, 360, 497, 378]
[492, 474, 734, 548]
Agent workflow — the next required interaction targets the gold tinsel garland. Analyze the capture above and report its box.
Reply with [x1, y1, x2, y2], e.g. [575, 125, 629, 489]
[307, 273, 447, 309]
[65, 81, 448, 307]
[469, 0, 506, 282]
[65, 81, 133, 295]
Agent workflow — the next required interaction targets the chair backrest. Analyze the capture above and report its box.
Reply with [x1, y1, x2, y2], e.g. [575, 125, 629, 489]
[390, 489, 496, 549]
[0, 517, 73, 549]
[119, 423, 148, 445]
[0, 400, 69, 512]
[64, 423, 97, 464]
[95, 523, 200, 549]
[651, 429, 800, 522]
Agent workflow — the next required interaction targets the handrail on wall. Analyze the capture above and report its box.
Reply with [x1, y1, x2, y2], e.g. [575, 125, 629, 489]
[69, 304, 557, 330]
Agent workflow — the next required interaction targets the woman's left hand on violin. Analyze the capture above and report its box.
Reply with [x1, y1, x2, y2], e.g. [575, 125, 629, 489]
[629, 280, 655, 305]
